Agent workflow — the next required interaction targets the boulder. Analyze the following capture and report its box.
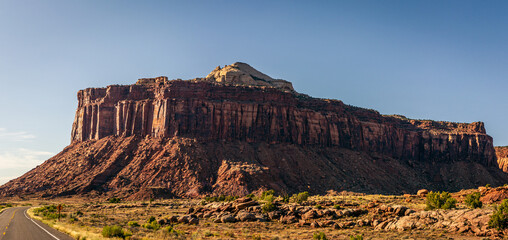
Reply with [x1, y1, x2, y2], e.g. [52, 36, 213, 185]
[301, 210, 318, 220]
[417, 189, 429, 197]
[220, 214, 236, 223]
[235, 200, 257, 210]
[236, 211, 256, 222]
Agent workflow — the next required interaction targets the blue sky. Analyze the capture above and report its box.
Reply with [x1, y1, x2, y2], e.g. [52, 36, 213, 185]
[1, 0, 507, 184]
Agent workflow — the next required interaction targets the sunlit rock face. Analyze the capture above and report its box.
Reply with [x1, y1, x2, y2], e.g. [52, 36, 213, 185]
[204, 62, 294, 92]
[496, 146, 508, 172]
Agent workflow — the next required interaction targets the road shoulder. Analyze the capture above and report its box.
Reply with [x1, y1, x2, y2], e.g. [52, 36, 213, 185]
[27, 207, 102, 240]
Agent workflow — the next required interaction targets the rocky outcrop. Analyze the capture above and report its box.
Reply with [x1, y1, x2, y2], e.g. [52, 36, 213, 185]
[203, 62, 294, 92]
[1, 63, 507, 198]
[496, 146, 508, 172]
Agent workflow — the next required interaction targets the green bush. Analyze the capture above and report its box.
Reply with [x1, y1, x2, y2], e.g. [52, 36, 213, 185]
[486, 184, 492, 188]
[224, 195, 238, 202]
[262, 201, 277, 213]
[263, 194, 275, 203]
[33, 205, 67, 220]
[127, 221, 139, 227]
[425, 191, 457, 210]
[349, 234, 364, 240]
[260, 190, 277, 213]
[315, 204, 323, 209]
[204, 195, 239, 202]
[465, 192, 483, 209]
[165, 225, 183, 235]
[313, 231, 327, 240]
[102, 225, 131, 239]
[261, 190, 275, 200]
[108, 197, 121, 203]
[143, 220, 160, 230]
[291, 192, 309, 204]
[281, 194, 290, 203]
[147, 216, 156, 223]
[489, 199, 508, 230]
[333, 204, 342, 210]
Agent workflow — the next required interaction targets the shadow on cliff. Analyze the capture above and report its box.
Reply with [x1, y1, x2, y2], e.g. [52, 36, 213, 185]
[1, 136, 508, 199]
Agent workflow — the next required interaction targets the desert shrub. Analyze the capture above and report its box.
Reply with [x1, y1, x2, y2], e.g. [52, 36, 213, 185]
[465, 192, 483, 209]
[261, 190, 275, 200]
[143, 221, 160, 230]
[143, 216, 160, 230]
[205, 195, 239, 202]
[165, 225, 183, 235]
[204, 231, 217, 237]
[263, 194, 275, 203]
[315, 204, 323, 209]
[102, 225, 131, 239]
[349, 234, 364, 240]
[333, 204, 342, 210]
[313, 231, 327, 240]
[291, 192, 309, 204]
[489, 199, 508, 230]
[262, 201, 277, 213]
[224, 232, 235, 237]
[261, 190, 277, 212]
[108, 197, 121, 203]
[68, 215, 79, 222]
[5, 203, 12, 208]
[128, 221, 139, 227]
[224, 195, 238, 201]
[425, 191, 457, 210]
[486, 184, 492, 188]
[33, 205, 67, 220]
[251, 235, 262, 240]
[245, 193, 255, 198]
[281, 194, 290, 203]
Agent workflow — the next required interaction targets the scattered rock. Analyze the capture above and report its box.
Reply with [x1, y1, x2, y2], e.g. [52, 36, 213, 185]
[236, 211, 256, 222]
[220, 214, 236, 223]
[235, 200, 258, 210]
[280, 215, 298, 224]
[417, 189, 429, 197]
[301, 210, 318, 220]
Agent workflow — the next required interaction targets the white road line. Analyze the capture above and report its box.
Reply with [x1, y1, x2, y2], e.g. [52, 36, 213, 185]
[23, 209, 61, 240]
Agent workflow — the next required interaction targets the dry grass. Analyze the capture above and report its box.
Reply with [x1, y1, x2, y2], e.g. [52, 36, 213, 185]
[12, 192, 496, 240]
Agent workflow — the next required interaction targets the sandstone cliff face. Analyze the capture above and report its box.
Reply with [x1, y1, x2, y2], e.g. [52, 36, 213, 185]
[1, 63, 506, 199]
[496, 146, 508, 172]
[70, 80, 496, 167]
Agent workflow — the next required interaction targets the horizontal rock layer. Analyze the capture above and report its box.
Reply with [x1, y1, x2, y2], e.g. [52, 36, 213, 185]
[71, 81, 496, 166]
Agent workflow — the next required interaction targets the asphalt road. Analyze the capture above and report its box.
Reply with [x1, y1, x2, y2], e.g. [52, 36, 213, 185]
[0, 207, 73, 240]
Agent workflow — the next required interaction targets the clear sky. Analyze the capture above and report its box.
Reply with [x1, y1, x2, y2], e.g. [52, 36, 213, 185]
[1, 0, 507, 185]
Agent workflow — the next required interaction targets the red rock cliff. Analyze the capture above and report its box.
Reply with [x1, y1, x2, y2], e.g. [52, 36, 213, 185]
[70, 80, 496, 167]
